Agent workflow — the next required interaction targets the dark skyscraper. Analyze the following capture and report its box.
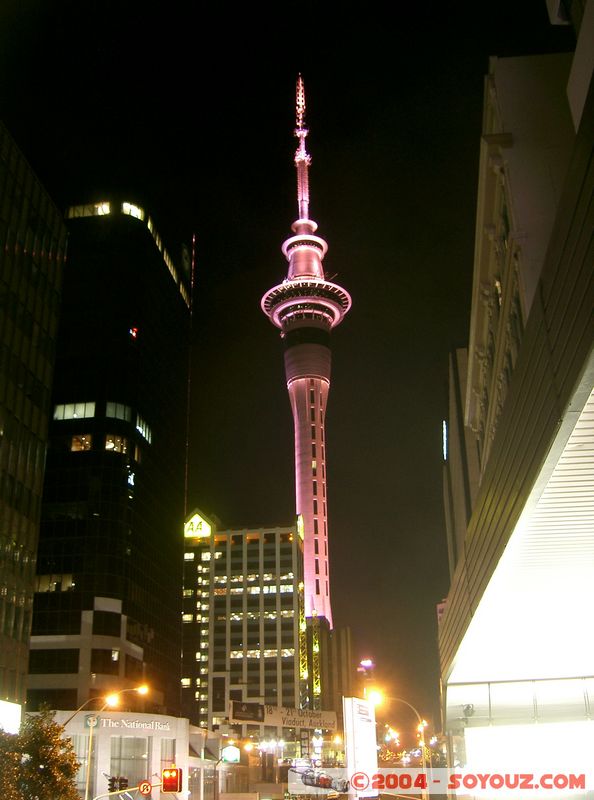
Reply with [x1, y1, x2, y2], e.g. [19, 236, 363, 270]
[27, 200, 191, 715]
[0, 122, 67, 722]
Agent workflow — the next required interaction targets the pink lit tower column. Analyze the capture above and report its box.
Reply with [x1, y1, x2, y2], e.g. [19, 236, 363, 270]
[262, 77, 351, 643]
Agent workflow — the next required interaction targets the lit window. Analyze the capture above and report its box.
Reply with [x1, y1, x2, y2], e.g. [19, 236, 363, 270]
[184, 553, 195, 561]
[182, 613, 193, 623]
[105, 434, 128, 454]
[280, 585, 293, 593]
[181, 678, 191, 688]
[183, 589, 193, 597]
[122, 202, 145, 220]
[106, 402, 132, 422]
[36, 574, 75, 592]
[281, 649, 295, 658]
[111, 649, 119, 662]
[136, 414, 152, 443]
[201, 552, 212, 561]
[200, 668, 207, 675]
[54, 401, 96, 420]
[70, 434, 92, 452]
[66, 202, 110, 219]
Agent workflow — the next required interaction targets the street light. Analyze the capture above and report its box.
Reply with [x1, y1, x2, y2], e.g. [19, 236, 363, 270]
[368, 691, 428, 800]
[61, 686, 149, 800]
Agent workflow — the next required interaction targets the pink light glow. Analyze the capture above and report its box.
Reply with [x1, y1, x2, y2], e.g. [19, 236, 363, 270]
[261, 77, 351, 628]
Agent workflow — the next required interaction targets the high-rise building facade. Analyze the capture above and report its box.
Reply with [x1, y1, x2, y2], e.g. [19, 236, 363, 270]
[0, 121, 68, 722]
[27, 200, 191, 715]
[181, 509, 306, 740]
[440, 6, 593, 780]
[261, 78, 351, 709]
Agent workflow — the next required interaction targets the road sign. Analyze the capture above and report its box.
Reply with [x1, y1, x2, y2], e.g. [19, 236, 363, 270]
[139, 781, 152, 795]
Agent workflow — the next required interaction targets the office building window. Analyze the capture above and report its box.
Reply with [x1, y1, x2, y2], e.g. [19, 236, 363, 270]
[105, 434, 128, 453]
[91, 649, 119, 675]
[70, 434, 92, 452]
[110, 736, 150, 789]
[106, 401, 132, 422]
[122, 202, 145, 221]
[28, 649, 79, 674]
[160, 738, 175, 771]
[54, 401, 96, 420]
[66, 202, 110, 218]
[136, 414, 152, 443]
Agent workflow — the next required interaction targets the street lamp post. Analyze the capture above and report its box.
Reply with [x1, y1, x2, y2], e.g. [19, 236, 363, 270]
[62, 686, 148, 800]
[368, 692, 429, 800]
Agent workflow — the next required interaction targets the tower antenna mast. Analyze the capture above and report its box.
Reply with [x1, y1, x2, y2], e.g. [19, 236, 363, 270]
[295, 74, 311, 222]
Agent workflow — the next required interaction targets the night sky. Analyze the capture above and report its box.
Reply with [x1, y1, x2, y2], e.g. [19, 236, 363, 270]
[1, 1, 575, 734]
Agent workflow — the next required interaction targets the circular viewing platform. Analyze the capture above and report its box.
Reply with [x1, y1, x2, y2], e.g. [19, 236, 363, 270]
[261, 278, 351, 329]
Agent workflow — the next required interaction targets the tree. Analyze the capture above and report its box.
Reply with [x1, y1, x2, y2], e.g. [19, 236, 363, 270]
[0, 708, 80, 800]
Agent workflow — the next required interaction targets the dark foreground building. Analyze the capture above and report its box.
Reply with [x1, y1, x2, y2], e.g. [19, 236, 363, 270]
[0, 121, 67, 722]
[27, 200, 191, 715]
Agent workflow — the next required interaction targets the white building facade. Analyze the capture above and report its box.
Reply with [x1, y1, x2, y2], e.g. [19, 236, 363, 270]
[440, 7, 594, 792]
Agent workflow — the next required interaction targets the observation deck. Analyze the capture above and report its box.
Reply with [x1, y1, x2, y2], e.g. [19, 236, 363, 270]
[261, 277, 352, 330]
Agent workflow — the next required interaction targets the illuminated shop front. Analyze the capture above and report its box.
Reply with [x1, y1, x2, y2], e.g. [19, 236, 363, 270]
[55, 710, 212, 800]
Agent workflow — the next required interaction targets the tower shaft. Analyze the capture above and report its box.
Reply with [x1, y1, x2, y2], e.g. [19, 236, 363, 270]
[262, 77, 351, 630]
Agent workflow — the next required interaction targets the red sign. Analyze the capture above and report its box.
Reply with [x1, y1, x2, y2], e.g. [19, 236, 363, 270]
[139, 781, 152, 796]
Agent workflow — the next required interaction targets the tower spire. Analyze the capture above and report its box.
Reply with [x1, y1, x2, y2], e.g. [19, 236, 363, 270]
[295, 74, 311, 221]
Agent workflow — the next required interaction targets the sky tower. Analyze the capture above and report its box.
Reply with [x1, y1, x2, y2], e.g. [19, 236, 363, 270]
[262, 76, 351, 631]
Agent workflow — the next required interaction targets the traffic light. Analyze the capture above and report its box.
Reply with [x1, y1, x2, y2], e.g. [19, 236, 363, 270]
[108, 777, 118, 792]
[162, 767, 183, 793]
[118, 777, 129, 790]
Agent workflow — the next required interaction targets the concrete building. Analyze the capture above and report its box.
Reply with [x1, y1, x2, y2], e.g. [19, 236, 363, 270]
[181, 510, 306, 743]
[261, 77, 351, 710]
[440, 4, 593, 785]
[0, 121, 68, 726]
[28, 199, 192, 716]
[55, 707, 214, 800]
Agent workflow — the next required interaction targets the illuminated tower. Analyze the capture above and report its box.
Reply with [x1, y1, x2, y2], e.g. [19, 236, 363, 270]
[262, 77, 351, 632]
